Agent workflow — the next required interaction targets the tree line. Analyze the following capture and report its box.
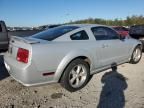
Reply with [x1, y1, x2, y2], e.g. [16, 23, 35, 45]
[67, 15, 144, 26]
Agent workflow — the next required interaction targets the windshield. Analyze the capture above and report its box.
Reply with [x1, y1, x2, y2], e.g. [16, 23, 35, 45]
[31, 26, 79, 41]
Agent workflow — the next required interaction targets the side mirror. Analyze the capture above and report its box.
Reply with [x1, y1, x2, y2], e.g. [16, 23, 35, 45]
[119, 35, 125, 40]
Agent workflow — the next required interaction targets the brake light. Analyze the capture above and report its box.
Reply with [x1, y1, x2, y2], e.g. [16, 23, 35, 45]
[17, 48, 29, 63]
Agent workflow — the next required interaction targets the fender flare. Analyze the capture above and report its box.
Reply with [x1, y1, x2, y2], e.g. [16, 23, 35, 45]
[53, 49, 94, 82]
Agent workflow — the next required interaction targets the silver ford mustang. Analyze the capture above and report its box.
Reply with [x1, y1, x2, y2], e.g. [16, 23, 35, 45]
[4, 24, 142, 92]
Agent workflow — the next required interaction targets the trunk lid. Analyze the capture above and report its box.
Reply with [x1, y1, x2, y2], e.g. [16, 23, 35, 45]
[7, 36, 49, 63]
[11, 36, 40, 44]
[7, 36, 34, 62]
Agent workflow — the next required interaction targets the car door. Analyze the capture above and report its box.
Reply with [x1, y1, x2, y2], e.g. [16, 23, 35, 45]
[0, 24, 8, 49]
[91, 26, 130, 68]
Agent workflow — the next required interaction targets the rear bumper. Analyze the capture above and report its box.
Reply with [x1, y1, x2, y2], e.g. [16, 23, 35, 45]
[4, 54, 56, 86]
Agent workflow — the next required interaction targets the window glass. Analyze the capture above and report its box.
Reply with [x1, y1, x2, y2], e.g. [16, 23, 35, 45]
[106, 27, 119, 39]
[113, 27, 121, 31]
[0, 25, 2, 32]
[91, 27, 108, 40]
[91, 27, 119, 40]
[121, 27, 129, 31]
[70, 30, 89, 40]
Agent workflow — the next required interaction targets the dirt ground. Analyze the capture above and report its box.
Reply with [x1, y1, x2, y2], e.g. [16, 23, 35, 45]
[0, 53, 144, 108]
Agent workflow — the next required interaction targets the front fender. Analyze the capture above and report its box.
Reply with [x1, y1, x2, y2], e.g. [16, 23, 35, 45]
[53, 49, 94, 82]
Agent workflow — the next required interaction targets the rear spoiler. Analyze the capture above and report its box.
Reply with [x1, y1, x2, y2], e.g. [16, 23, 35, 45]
[10, 36, 40, 44]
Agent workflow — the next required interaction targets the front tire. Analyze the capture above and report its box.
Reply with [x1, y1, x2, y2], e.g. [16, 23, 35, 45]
[130, 45, 142, 64]
[60, 59, 91, 92]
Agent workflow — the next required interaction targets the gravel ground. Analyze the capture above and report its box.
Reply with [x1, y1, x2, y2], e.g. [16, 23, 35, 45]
[0, 53, 144, 108]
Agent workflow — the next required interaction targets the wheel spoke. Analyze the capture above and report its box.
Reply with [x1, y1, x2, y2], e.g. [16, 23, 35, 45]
[70, 77, 76, 84]
[135, 49, 138, 55]
[76, 78, 80, 86]
[76, 65, 82, 74]
[133, 48, 141, 61]
[71, 70, 76, 76]
[133, 51, 137, 60]
[68, 64, 88, 88]
[79, 72, 86, 77]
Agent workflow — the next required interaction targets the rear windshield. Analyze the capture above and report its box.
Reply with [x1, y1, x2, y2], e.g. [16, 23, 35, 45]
[31, 26, 79, 41]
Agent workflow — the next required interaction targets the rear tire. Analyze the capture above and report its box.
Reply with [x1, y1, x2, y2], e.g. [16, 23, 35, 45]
[130, 45, 142, 64]
[60, 59, 91, 92]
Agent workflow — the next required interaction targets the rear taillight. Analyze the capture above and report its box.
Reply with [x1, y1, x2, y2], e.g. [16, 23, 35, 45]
[17, 48, 29, 63]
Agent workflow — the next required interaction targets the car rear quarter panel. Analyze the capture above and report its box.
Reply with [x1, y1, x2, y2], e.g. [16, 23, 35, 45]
[54, 48, 94, 82]
[31, 41, 96, 82]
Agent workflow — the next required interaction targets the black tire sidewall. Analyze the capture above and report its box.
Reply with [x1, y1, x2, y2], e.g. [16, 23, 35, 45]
[130, 46, 142, 64]
[60, 59, 90, 92]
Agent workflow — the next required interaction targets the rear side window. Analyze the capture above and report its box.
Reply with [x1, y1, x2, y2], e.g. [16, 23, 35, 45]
[70, 30, 89, 40]
[0, 25, 2, 32]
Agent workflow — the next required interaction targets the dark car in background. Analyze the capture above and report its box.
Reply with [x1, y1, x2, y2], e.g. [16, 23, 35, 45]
[0, 21, 9, 50]
[129, 25, 144, 49]
[0, 21, 41, 50]
[112, 26, 129, 37]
